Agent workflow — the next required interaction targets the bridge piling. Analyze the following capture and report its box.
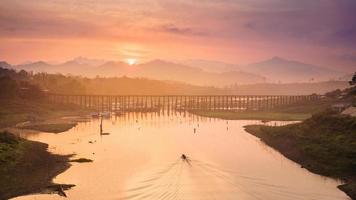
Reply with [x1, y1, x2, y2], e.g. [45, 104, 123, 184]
[47, 94, 321, 113]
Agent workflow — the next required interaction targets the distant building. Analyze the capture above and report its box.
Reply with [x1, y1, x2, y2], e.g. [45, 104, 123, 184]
[342, 106, 356, 117]
[332, 103, 351, 112]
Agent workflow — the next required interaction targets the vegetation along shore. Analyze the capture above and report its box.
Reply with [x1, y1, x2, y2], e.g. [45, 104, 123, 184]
[0, 131, 73, 199]
[244, 110, 356, 200]
[0, 68, 91, 199]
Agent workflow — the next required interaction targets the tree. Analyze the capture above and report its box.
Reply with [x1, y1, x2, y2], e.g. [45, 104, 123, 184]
[349, 72, 356, 85]
[18, 81, 45, 100]
[0, 76, 18, 99]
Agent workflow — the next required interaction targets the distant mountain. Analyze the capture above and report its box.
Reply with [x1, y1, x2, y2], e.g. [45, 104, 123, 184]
[0, 61, 12, 69]
[15, 61, 55, 73]
[98, 61, 139, 76]
[241, 57, 344, 83]
[70, 57, 107, 66]
[13, 56, 345, 86]
[14, 58, 266, 86]
[15, 59, 118, 76]
[0, 64, 349, 95]
[136, 60, 265, 86]
[178, 59, 238, 73]
[179, 57, 346, 83]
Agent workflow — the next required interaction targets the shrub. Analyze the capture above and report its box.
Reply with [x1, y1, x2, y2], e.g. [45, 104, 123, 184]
[0, 131, 20, 144]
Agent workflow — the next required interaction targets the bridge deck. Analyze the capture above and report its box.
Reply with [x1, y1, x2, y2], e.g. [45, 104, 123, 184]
[48, 94, 321, 112]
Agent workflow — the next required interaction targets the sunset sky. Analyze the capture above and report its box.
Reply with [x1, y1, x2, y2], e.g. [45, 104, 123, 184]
[0, 0, 355, 72]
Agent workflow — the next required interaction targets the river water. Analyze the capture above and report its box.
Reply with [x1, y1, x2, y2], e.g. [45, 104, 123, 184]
[13, 111, 350, 200]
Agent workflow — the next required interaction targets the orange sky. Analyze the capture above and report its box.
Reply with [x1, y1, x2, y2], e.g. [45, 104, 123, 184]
[0, 0, 355, 72]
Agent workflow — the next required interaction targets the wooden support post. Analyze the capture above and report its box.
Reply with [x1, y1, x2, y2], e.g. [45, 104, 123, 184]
[101, 96, 104, 111]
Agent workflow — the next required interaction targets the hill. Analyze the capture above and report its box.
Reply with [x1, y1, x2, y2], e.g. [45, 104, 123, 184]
[242, 57, 344, 83]
[15, 59, 266, 87]
[14, 57, 349, 86]
[136, 60, 265, 86]
[178, 59, 238, 73]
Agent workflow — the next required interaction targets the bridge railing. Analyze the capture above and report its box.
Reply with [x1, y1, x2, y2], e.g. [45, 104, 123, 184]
[47, 94, 321, 112]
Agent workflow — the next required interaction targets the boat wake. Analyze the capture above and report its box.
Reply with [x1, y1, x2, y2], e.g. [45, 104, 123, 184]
[118, 157, 335, 200]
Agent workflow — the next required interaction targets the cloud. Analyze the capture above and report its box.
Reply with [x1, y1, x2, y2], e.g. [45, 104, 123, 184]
[336, 54, 356, 62]
[231, 1, 356, 49]
[0, 8, 101, 39]
[2, 0, 355, 48]
[153, 24, 208, 37]
[1, 0, 356, 70]
[119, 48, 150, 58]
[329, 27, 356, 48]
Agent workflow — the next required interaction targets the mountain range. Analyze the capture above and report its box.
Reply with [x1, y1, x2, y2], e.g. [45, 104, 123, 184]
[4, 57, 350, 87]
[180, 57, 347, 83]
[243, 57, 344, 83]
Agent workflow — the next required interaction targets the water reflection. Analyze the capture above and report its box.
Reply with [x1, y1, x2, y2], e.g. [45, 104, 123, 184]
[13, 111, 350, 200]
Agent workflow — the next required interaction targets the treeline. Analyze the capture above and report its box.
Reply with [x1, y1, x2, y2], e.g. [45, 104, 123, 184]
[0, 68, 44, 100]
[30, 73, 223, 95]
[0, 67, 222, 96]
[0, 66, 352, 96]
[227, 81, 349, 95]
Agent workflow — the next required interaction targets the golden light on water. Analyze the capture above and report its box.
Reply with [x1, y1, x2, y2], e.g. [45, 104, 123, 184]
[127, 58, 137, 66]
[13, 113, 349, 200]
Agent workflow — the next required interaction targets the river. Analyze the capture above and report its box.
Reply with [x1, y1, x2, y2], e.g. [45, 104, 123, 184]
[13, 111, 350, 200]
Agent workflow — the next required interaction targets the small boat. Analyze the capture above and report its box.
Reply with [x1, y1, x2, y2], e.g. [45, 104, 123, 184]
[181, 154, 191, 165]
[90, 112, 100, 118]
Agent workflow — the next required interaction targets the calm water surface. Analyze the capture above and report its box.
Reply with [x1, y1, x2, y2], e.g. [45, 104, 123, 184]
[13, 111, 350, 200]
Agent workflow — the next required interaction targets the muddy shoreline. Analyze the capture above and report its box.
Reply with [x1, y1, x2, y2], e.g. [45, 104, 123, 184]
[0, 134, 73, 200]
[0, 115, 91, 199]
[189, 110, 311, 121]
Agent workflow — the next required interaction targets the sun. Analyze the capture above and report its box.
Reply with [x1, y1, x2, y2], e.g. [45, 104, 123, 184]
[127, 58, 137, 66]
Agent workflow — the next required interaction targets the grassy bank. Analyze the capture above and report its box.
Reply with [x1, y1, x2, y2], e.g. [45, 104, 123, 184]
[190, 97, 339, 121]
[244, 111, 356, 199]
[0, 98, 90, 130]
[0, 131, 72, 199]
[19, 123, 78, 133]
[190, 110, 311, 121]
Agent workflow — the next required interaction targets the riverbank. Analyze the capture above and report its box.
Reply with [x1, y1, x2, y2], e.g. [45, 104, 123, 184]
[244, 111, 356, 200]
[190, 110, 311, 121]
[14, 116, 92, 134]
[0, 99, 91, 198]
[189, 97, 338, 121]
[0, 131, 73, 199]
[0, 99, 91, 132]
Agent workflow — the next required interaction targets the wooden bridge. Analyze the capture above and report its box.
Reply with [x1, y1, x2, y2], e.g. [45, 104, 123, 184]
[48, 94, 321, 112]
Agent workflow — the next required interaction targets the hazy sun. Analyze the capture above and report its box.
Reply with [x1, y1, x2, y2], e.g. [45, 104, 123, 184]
[127, 58, 137, 65]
